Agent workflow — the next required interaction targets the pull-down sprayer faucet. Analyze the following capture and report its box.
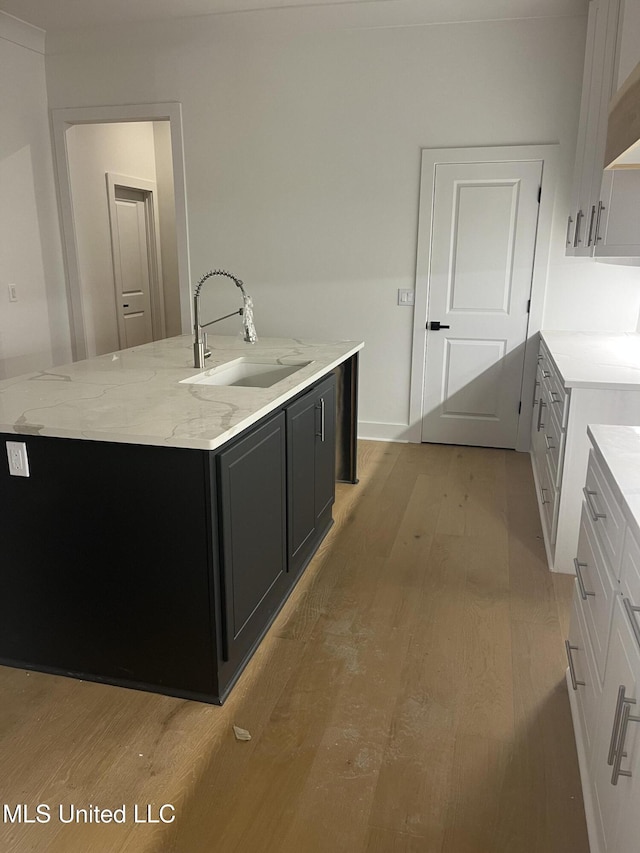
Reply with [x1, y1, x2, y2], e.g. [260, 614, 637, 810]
[193, 269, 257, 368]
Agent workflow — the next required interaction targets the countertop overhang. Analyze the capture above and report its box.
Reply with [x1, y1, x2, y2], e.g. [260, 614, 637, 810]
[0, 335, 364, 450]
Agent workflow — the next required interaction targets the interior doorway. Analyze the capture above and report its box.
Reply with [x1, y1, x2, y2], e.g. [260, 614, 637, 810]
[52, 103, 191, 361]
[408, 144, 559, 452]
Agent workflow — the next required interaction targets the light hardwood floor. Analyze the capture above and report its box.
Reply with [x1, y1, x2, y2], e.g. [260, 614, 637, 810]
[0, 442, 589, 852]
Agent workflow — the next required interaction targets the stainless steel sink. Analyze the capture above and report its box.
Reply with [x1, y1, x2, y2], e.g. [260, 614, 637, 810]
[181, 357, 312, 388]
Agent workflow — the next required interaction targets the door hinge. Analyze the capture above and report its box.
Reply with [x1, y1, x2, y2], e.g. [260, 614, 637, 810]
[527, 298, 531, 314]
[518, 401, 522, 414]
[537, 186, 542, 203]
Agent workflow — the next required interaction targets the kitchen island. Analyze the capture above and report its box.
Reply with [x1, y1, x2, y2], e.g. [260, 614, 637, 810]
[0, 334, 362, 703]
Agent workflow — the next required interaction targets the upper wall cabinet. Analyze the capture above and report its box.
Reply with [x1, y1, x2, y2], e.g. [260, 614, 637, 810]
[566, 0, 622, 257]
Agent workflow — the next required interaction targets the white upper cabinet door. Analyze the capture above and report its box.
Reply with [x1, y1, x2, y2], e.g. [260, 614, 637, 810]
[567, 0, 622, 257]
[420, 160, 541, 448]
[594, 169, 640, 258]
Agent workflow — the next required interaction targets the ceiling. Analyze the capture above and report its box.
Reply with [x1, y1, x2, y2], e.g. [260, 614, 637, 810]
[0, 0, 588, 33]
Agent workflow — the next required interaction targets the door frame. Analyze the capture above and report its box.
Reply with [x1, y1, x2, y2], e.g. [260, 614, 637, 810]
[408, 144, 559, 452]
[106, 173, 166, 347]
[51, 102, 191, 361]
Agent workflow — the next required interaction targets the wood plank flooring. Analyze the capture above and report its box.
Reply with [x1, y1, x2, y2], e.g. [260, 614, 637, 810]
[0, 442, 588, 852]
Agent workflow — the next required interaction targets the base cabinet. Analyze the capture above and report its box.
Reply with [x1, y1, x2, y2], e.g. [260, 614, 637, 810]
[286, 373, 336, 580]
[0, 370, 350, 704]
[216, 412, 289, 691]
[567, 432, 640, 853]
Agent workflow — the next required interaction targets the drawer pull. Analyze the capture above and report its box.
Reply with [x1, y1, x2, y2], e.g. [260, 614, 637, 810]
[536, 399, 546, 432]
[542, 369, 551, 379]
[550, 391, 562, 404]
[610, 688, 640, 785]
[609, 685, 629, 765]
[533, 379, 540, 406]
[624, 598, 640, 652]
[544, 433, 555, 452]
[583, 487, 606, 521]
[565, 640, 585, 691]
[574, 558, 595, 600]
[540, 487, 550, 506]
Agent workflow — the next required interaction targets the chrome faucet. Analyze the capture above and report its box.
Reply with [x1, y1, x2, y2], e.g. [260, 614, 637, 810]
[193, 269, 257, 368]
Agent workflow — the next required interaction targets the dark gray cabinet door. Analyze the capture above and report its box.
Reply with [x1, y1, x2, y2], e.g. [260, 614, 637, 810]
[286, 373, 336, 579]
[216, 411, 288, 681]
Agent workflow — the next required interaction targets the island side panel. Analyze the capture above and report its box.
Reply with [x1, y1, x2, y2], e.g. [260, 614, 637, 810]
[334, 352, 359, 484]
[0, 434, 218, 700]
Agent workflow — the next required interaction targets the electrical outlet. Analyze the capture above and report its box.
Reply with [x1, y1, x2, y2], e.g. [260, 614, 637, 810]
[8, 284, 17, 303]
[6, 441, 29, 477]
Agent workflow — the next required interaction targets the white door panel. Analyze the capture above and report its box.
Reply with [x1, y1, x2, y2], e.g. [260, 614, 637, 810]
[113, 194, 154, 349]
[422, 160, 542, 448]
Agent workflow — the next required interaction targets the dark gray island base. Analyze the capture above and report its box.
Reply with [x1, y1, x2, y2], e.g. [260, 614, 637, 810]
[0, 361, 358, 704]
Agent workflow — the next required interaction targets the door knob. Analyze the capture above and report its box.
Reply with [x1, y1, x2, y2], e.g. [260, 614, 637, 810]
[428, 321, 450, 331]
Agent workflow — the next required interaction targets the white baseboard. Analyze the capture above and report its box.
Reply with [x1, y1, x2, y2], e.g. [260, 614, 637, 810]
[357, 422, 419, 443]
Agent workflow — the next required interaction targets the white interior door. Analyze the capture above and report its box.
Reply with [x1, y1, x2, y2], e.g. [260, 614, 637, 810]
[111, 186, 154, 349]
[421, 159, 542, 448]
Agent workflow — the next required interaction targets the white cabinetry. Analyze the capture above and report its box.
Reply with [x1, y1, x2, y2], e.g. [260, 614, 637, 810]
[567, 0, 621, 255]
[566, 426, 640, 853]
[530, 333, 640, 574]
[594, 169, 640, 258]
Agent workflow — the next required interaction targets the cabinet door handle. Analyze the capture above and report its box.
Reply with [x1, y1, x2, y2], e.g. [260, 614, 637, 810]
[624, 598, 640, 652]
[565, 640, 585, 690]
[542, 369, 551, 379]
[611, 691, 640, 785]
[536, 398, 546, 432]
[533, 379, 540, 406]
[595, 200, 605, 243]
[540, 486, 550, 505]
[583, 487, 606, 521]
[316, 397, 325, 442]
[609, 685, 630, 765]
[574, 558, 595, 600]
[544, 433, 555, 452]
[566, 215, 574, 246]
[550, 390, 562, 404]
[574, 209, 584, 246]
[587, 204, 597, 247]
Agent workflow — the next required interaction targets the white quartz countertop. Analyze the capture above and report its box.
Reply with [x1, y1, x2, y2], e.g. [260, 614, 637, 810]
[541, 331, 640, 390]
[588, 424, 640, 536]
[0, 335, 363, 451]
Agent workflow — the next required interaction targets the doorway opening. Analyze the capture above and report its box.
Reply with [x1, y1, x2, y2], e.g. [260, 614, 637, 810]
[52, 103, 191, 361]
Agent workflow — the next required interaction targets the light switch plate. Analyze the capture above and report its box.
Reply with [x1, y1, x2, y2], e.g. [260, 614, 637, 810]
[6, 441, 29, 477]
[397, 289, 415, 306]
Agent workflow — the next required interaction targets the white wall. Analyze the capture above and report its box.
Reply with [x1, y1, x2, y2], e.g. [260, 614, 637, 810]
[66, 121, 180, 356]
[43, 4, 640, 434]
[153, 120, 181, 338]
[0, 12, 69, 380]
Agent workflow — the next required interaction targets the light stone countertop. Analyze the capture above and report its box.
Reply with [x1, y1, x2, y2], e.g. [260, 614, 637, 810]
[541, 331, 640, 390]
[0, 335, 363, 451]
[587, 424, 640, 537]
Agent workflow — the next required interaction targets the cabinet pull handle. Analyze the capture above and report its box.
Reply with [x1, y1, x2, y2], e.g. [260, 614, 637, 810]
[587, 204, 597, 246]
[566, 215, 574, 246]
[533, 379, 540, 406]
[611, 694, 640, 785]
[583, 487, 606, 521]
[537, 353, 544, 364]
[540, 486, 550, 506]
[536, 398, 546, 432]
[550, 390, 562, 404]
[565, 640, 584, 690]
[595, 200, 605, 243]
[542, 370, 551, 379]
[574, 558, 595, 600]
[316, 397, 325, 442]
[608, 685, 630, 765]
[544, 433, 555, 452]
[624, 598, 640, 652]
[574, 209, 584, 246]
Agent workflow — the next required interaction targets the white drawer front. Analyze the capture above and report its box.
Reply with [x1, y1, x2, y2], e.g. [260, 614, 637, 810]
[544, 402, 565, 489]
[621, 525, 640, 649]
[540, 451, 560, 545]
[568, 592, 602, 758]
[585, 449, 626, 579]
[575, 505, 618, 683]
